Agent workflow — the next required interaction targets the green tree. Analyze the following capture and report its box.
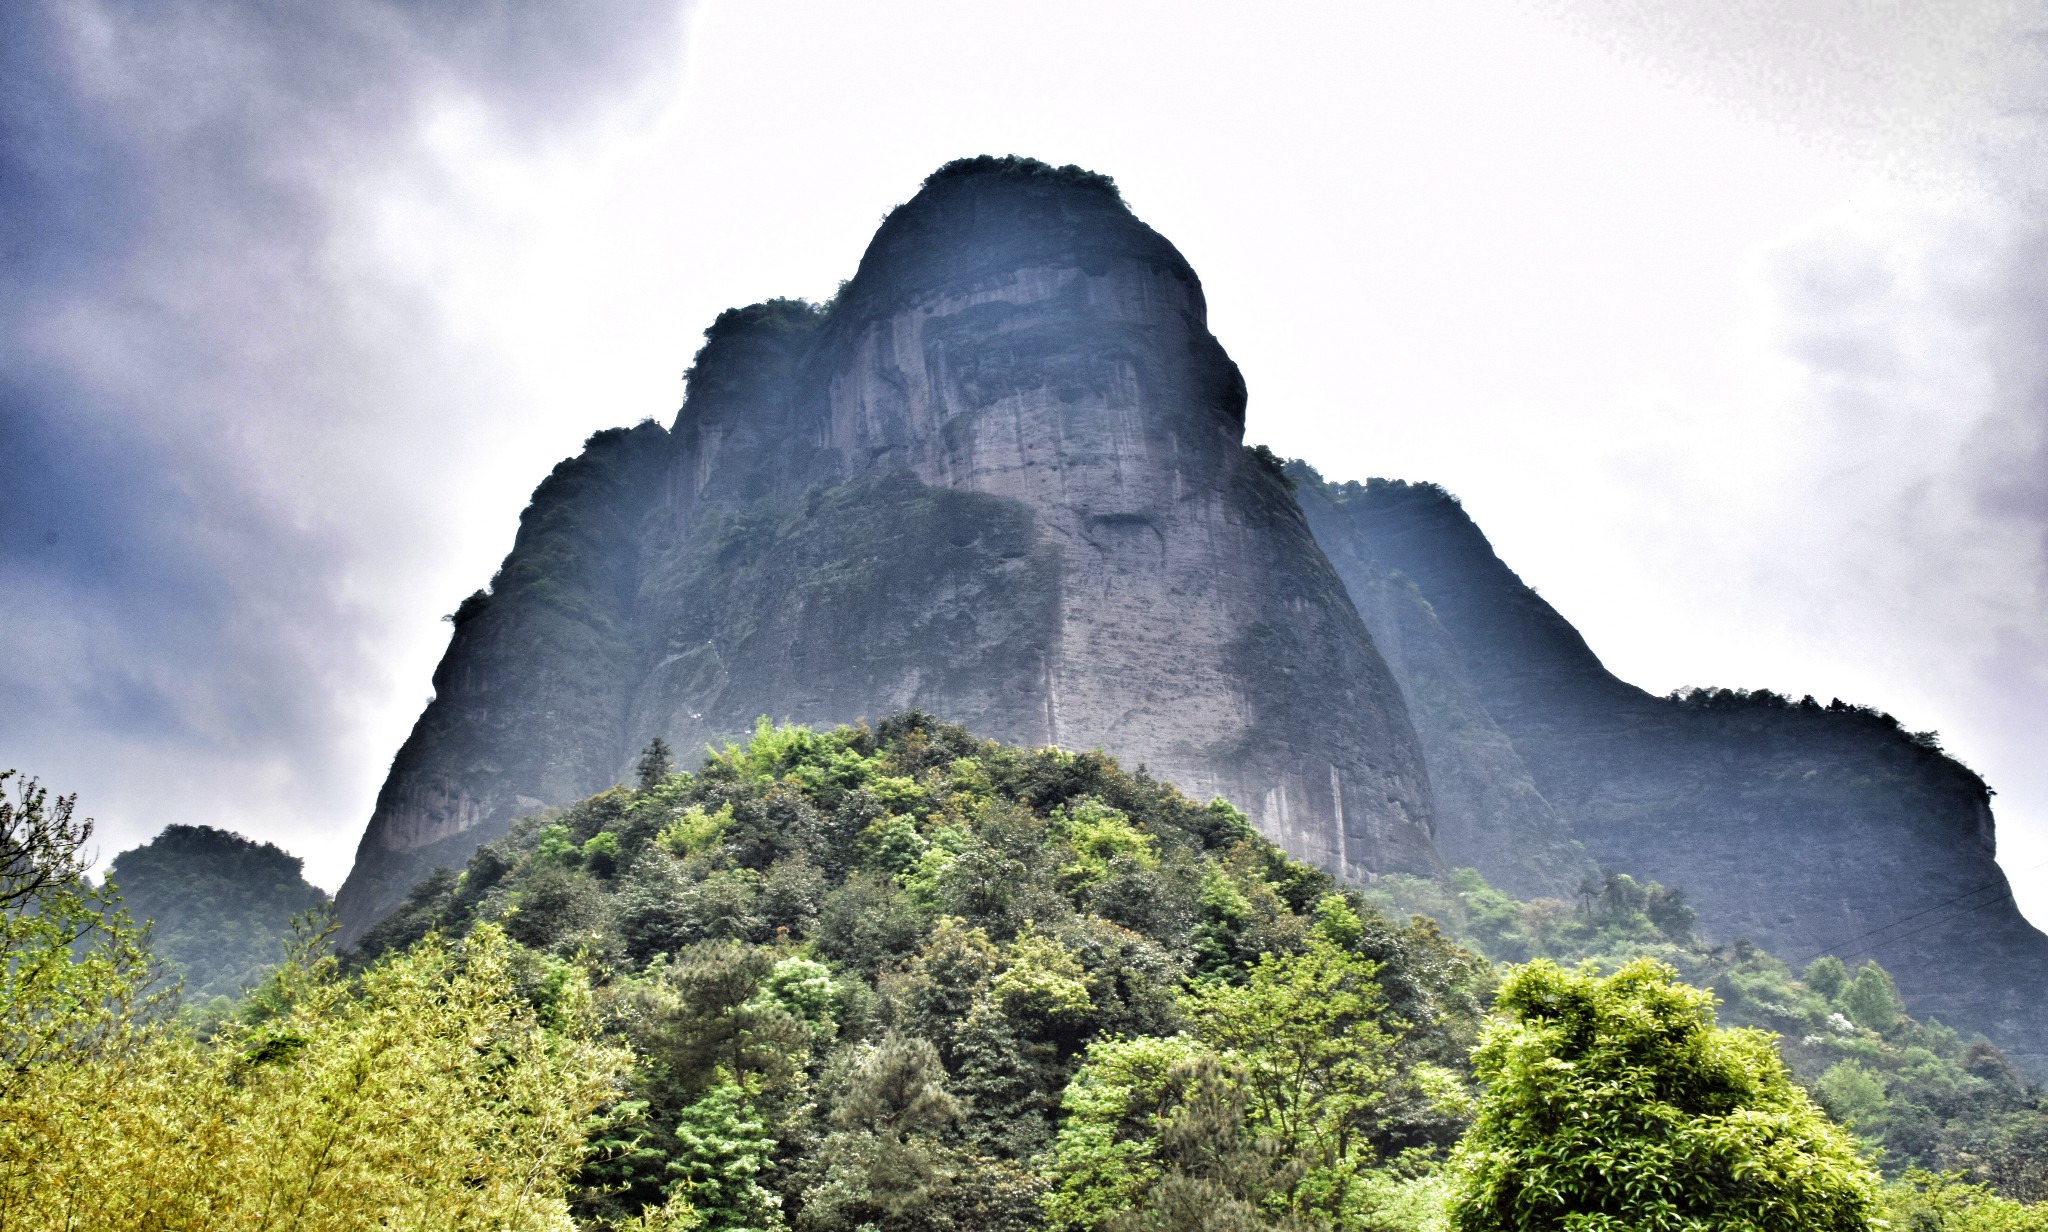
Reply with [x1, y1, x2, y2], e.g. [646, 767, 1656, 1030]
[1181, 903, 1398, 1219]
[1446, 958, 1878, 1232]
[1841, 961, 1903, 1033]
[799, 1033, 962, 1232]
[670, 1079, 785, 1232]
[641, 738, 678, 790]
[5, 919, 629, 1231]
[1818, 1059, 1889, 1128]
[1043, 1034, 1210, 1229]
[1881, 1169, 2048, 1232]
[1805, 955, 1850, 1000]
[0, 771, 153, 1078]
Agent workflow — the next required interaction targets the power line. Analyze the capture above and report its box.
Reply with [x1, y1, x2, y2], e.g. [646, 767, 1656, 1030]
[1821, 891, 2025, 967]
[1780, 855, 2048, 971]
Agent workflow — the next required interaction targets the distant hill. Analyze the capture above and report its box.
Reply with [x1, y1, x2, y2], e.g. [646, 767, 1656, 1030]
[108, 824, 330, 1001]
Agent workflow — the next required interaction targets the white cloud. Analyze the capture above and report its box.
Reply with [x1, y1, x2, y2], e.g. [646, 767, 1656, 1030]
[10, 0, 2048, 924]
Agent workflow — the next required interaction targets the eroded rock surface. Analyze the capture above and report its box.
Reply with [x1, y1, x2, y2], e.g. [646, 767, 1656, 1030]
[334, 157, 2048, 1082]
[336, 159, 1441, 939]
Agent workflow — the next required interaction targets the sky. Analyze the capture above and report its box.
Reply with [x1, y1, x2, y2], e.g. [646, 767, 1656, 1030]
[5, 0, 2047, 928]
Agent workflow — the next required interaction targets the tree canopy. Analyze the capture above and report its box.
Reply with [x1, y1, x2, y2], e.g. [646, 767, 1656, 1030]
[1447, 958, 1878, 1232]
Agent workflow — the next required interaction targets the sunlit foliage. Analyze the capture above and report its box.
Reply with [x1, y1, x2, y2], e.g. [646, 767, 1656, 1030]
[0, 770, 630, 1232]
[15, 712, 2048, 1231]
[1446, 958, 1879, 1232]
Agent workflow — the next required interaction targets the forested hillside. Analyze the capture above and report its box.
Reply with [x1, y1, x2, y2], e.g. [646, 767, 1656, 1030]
[359, 713, 1487, 1230]
[8, 724, 2046, 1230]
[106, 823, 330, 1001]
[355, 714, 2045, 1229]
[1367, 870, 2048, 1197]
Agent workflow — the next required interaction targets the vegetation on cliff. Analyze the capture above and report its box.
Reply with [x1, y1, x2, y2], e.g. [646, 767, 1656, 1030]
[1370, 869, 2048, 1201]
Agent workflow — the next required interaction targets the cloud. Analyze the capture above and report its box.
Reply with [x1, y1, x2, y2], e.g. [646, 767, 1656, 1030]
[0, 0, 693, 884]
[1465, 0, 2048, 916]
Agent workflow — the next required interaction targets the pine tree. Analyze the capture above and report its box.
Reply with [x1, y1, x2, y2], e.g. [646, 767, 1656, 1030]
[640, 737, 677, 790]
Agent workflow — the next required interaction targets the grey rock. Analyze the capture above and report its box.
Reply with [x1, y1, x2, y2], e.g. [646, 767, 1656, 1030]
[1301, 472, 2048, 1076]
[334, 156, 2048, 1082]
[335, 158, 1441, 941]
[1291, 466, 1590, 898]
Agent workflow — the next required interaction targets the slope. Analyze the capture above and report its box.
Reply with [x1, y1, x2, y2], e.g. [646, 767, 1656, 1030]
[1294, 465, 2048, 1076]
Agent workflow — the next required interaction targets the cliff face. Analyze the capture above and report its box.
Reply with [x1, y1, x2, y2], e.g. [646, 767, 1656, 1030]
[1298, 472, 2048, 1075]
[335, 159, 1441, 940]
[334, 156, 2048, 1077]
[337, 422, 671, 931]
[1290, 469, 1589, 897]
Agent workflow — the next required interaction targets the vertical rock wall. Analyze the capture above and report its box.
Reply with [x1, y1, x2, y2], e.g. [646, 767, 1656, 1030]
[335, 422, 671, 934]
[336, 159, 1443, 942]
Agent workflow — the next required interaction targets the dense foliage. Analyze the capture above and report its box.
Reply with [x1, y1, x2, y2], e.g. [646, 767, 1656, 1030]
[12, 717, 2048, 1230]
[1446, 958, 1876, 1231]
[107, 822, 331, 1002]
[361, 714, 1490, 1231]
[921, 155, 1121, 201]
[0, 771, 631, 1231]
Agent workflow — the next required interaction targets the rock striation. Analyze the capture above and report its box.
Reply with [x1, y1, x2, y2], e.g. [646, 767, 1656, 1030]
[335, 158, 1441, 941]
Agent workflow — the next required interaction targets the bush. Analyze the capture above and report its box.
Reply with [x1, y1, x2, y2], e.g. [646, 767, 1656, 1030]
[1446, 959, 1879, 1232]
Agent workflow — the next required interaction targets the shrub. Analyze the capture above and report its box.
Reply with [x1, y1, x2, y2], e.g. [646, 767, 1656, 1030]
[1446, 958, 1878, 1232]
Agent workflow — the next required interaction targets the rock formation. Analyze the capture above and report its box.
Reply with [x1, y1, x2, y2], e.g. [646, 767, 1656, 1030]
[334, 155, 2048, 1076]
[335, 158, 1440, 941]
[1295, 469, 2048, 1075]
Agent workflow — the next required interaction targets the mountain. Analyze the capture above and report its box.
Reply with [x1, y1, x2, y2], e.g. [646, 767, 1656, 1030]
[354, 715, 2048, 1211]
[1293, 471, 2048, 1075]
[335, 157, 1438, 943]
[335, 155, 2048, 1075]
[107, 824, 330, 1001]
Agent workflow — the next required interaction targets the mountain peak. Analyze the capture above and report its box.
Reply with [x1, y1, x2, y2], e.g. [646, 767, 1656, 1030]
[837, 154, 1198, 320]
[921, 153, 1123, 199]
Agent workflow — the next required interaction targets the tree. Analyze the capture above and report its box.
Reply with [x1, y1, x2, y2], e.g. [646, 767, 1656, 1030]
[1181, 901, 1399, 1219]
[1045, 900, 1403, 1231]
[4, 920, 630, 1231]
[1840, 961, 1903, 1033]
[670, 1079, 786, 1232]
[799, 1033, 962, 1232]
[1446, 958, 1879, 1232]
[1881, 1169, 2048, 1232]
[641, 737, 678, 790]
[0, 771, 153, 1078]
[1043, 1034, 1209, 1230]
[1043, 1037, 1288, 1232]
[1805, 955, 1850, 1000]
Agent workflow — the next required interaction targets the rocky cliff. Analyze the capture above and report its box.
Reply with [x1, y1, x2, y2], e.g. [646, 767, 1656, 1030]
[334, 156, 2048, 1077]
[335, 158, 1441, 940]
[1295, 469, 2048, 1075]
